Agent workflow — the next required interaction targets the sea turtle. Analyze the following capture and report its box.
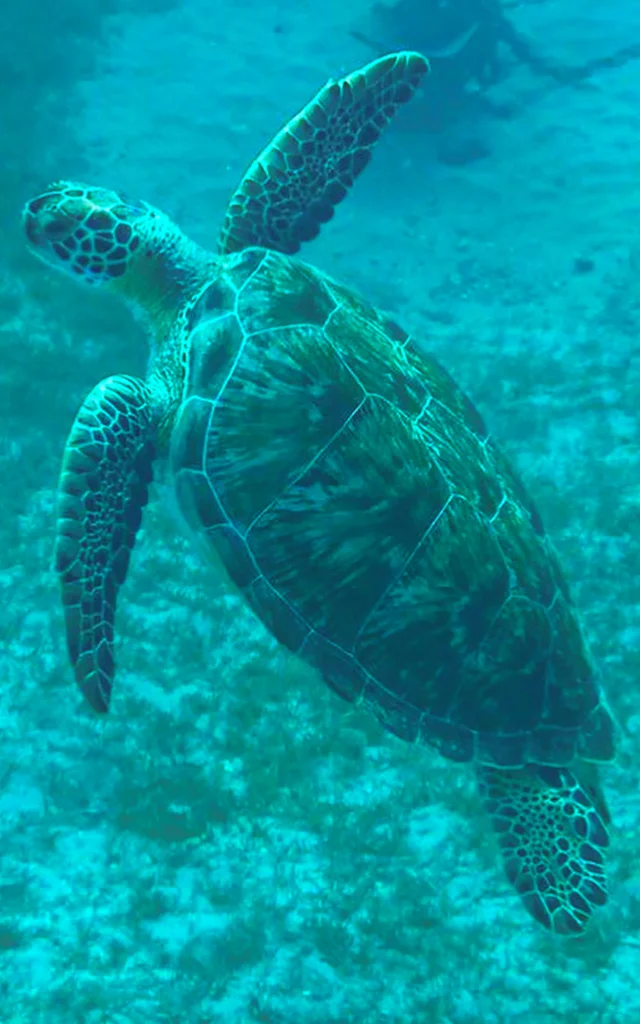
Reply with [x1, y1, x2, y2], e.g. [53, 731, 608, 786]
[23, 51, 614, 934]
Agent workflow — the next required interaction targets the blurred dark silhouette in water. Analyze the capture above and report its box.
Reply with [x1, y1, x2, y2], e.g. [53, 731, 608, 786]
[352, 0, 566, 134]
[353, 0, 640, 164]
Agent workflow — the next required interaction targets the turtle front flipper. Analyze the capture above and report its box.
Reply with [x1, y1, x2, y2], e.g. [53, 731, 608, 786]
[55, 375, 157, 713]
[218, 51, 429, 256]
[477, 764, 609, 934]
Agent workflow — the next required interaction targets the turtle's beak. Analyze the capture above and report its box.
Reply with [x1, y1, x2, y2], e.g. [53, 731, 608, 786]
[22, 197, 54, 250]
[22, 206, 40, 247]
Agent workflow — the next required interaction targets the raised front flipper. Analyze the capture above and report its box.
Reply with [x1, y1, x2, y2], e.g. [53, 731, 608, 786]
[218, 51, 429, 256]
[477, 764, 609, 934]
[55, 375, 157, 713]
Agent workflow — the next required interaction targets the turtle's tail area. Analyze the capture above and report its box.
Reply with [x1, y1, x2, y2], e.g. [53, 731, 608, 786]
[476, 763, 610, 935]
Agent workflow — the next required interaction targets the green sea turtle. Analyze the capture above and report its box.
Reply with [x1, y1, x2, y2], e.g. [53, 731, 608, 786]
[23, 51, 614, 934]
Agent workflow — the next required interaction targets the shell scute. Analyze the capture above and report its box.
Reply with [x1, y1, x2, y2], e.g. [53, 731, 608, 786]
[476, 596, 551, 726]
[416, 402, 504, 520]
[325, 303, 428, 417]
[236, 252, 336, 334]
[418, 714, 474, 763]
[528, 725, 580, 767]
[187, 315, 244, 401]
[246, 577, 310, 651]
[403, 343, 490, 441]
[362, 680, 421, 744]
[543, 595, 597, 727]
[174, 468, 225, 535]
[205, 525, 258, 590]
[490, 499, 557, 606]
[489, 441, 545, 536]
[476, 730, 529, 769]
[355, 495, 511, 707]
[171, 396, 212, 474]
[224, 246, 267, 289]
[203, 323, 362, 531]
[185, 277, 235, 336]
[247, 396, 453, 651]
[300, 632, 367, 703]
[576, 705, 615, 763]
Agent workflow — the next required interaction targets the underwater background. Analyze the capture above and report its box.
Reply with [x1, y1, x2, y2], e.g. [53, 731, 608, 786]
[3, 0, 640, 1019]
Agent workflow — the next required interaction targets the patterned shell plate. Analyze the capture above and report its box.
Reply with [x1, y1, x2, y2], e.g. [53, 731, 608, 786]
[170, 247, 614, 769]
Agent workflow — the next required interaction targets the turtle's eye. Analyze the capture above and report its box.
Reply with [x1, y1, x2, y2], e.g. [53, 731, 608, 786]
[42, 212, 77, 242]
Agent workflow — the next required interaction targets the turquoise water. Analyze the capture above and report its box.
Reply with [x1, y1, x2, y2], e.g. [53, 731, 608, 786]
[2, 0, 640, 1019]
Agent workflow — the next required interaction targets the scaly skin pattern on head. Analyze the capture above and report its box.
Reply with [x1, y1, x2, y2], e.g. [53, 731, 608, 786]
[23, 181, 217, 435]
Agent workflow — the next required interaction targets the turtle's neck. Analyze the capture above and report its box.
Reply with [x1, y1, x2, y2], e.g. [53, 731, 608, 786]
[113, 222, 217, 349]
[109, 218, 220, 437]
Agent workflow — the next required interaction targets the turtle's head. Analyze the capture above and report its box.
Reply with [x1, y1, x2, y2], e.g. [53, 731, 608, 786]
[22, 182, 159, 287]
[23, 181, 212, 336]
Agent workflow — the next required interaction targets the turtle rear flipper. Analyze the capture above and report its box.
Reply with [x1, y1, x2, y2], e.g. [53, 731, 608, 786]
[55, 375, 157, 713]
[477, 764, 609, 934]
[218, 50, 429, 256]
